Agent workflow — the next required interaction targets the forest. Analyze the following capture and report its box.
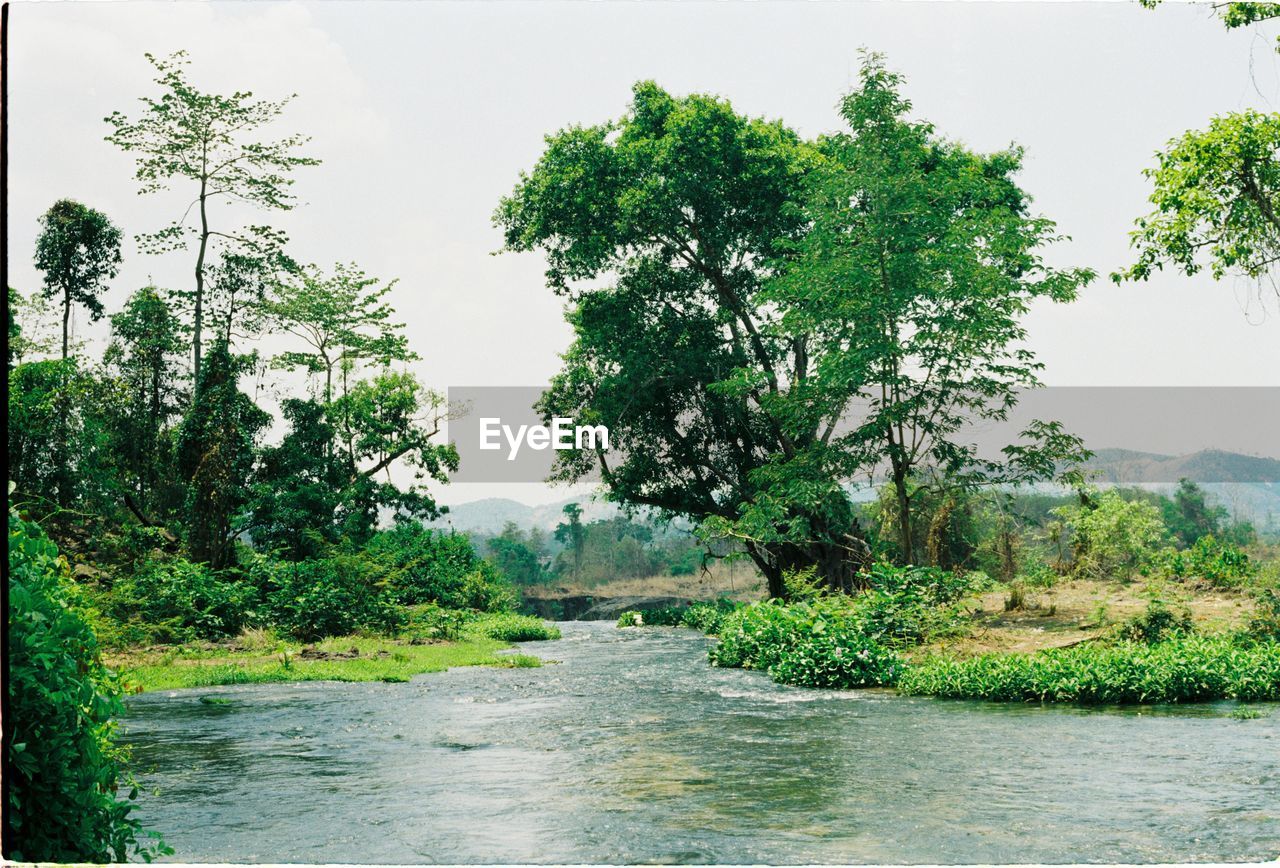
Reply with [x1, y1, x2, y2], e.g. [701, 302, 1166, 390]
[6, 3, 1280, 863]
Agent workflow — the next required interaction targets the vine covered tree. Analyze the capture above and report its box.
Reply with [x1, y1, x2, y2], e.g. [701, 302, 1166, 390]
[105, 51, 319, 382]
[33, 200, 123, 361]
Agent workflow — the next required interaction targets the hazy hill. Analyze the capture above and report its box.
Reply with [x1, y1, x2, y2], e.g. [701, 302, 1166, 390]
[430, 450, 1280, 535]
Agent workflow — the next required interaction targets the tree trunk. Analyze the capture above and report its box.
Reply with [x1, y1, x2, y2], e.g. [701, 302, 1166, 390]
[892, 465, 913, 565]
[61, 287, 71, 361]
[194, 180, 209, 385]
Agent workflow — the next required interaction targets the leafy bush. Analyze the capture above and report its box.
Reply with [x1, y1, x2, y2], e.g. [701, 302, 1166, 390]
[709, 598, 902, 689]
[616, 599, 740, 633]
[365, 524, 516, 612]
[404, 603, 472, 641]
[1118, 598, 1194, 644]
[105, 557, 259, 643]
[1160, 534, 1258, 589]
[1055, 491, 1170, 580]
[266, 555, 405, 641]
[898, 634, 1280, 704]
[466, 613, 561, 642]
[6, 508, 166, 861]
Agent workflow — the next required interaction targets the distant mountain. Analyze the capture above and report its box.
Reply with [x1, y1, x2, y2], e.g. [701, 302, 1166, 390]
[1082, 448, 1280, 484]
[430, 449, 1280, 535]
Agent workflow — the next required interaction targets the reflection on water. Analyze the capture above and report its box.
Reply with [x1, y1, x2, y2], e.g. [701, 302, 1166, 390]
[123, 621, 1280, 863]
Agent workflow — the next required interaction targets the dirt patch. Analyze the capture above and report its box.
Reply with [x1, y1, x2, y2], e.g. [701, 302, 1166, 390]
[916, 578, 1253, 658]
[298, 645, 360, 661]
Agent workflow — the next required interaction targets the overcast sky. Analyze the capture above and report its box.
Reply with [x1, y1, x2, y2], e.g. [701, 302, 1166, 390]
[8, 1, 1279, 505]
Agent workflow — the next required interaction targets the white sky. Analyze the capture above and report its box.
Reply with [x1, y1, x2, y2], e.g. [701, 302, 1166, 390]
[7, 1, 1279, 505]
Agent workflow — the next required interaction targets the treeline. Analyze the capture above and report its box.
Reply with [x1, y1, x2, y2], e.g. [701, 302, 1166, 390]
[6, 52, 517, 862]
[479, 506, 729, 587]
[8, 50, 510, 644]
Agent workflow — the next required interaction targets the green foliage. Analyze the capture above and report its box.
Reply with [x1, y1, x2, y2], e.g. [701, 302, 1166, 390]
[616, 599, 741, 633]
[6, 507, 165, 861]
[709, 598, 903, 689]
[265, 555, 405, 641]
[486, 521, 548, 585]
[175, 342, 270, 569]
[499, 56, 1089, 594]
[1055, 490, 1170, 580]
[1117, 110, 1280, 288]
[34, 199, 123, 360]
[1118, 598, 1194, 644]
[899, 634, 1280, 704]
[465, 613, 561, 642]
[105, 50, 319, 380]
[105, 557, 259, 643]
[1160, 534, 1258, 589]
[365, 523, 516, 613]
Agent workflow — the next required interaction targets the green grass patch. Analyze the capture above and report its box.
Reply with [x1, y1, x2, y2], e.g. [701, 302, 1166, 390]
[116, 635, 515, 692]
[465, 613, 561, 642]
[898, 634, 1280, 704]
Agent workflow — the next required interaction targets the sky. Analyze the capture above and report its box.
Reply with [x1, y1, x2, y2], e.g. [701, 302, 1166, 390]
[7, 1, 1279, 506]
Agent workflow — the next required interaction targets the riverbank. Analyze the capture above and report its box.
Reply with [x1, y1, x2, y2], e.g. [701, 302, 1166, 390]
[109, 611, 562, 692]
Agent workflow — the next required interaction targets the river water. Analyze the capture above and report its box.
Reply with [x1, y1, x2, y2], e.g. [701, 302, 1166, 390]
[123, 621, 1280, 863]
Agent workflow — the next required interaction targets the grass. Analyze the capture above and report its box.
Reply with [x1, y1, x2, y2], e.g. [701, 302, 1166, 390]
[110, 619, 559, 692]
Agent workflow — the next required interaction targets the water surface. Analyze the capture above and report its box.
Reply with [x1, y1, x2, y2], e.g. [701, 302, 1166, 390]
[124, 621, 1280, 863]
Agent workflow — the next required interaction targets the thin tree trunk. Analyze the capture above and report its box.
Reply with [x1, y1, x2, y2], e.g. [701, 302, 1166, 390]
[194, 174, 209, 385]
[893, 465, 913, 566]
[61, 287, 71, 361]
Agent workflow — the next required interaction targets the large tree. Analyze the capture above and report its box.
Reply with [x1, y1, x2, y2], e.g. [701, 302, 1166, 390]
[33, 200, 123, 362]
[497, 79, 836, 597]
[105, 51, 318, 383]
[103, 286, 188, 523]
[498, 64, 1087, 594]
[766, 57, 1093, 564]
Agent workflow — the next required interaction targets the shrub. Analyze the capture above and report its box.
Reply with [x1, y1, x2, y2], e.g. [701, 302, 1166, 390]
[266, 555, 405, 641]
[365, 524, 517, 612]
[709, 598, 902, 689]
[1055, 491, 1170, 580]
[106, 557, 259, 642]
[898, 634, 1280, 704]
[1160, 534, 1257, 589]
[6, 508, 166, 861]
[466, 613, 561, 642]
[1118, 598, 1194, 644]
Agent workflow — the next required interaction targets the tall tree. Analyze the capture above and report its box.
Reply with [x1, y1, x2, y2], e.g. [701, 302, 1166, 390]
[33, 200, 123, 361]
[498, 64, 1086, 594]
[264, 262, 413, 403]
[175, 341, 270, 569]
[554, 503, 586, 585]
[105, 51, 319, 383]
[103, 286, 188, 521]
[767, 56, 1093, 564]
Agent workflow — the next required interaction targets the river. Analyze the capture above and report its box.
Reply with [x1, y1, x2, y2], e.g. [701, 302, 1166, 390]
[123, 621, 1280, 863]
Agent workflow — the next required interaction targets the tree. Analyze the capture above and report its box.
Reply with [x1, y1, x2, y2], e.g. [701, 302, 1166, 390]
[498, 79, 842, 597]
[105, 51, 319, 383]
[553, 503, 586, 585]
[1162, 478, 1229, 547]
[264, 262, 413, 404]
[103, 286, 188, 522]
[767, 56, 1093, 564]
[487, 522, 546, 585]
[33, 200, 123, 362]
[175, 341, 270, 569]
[497, 62, 1087, 594]
[1115, 110, 1280, 296]
[1120, 4, 1280, 300]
